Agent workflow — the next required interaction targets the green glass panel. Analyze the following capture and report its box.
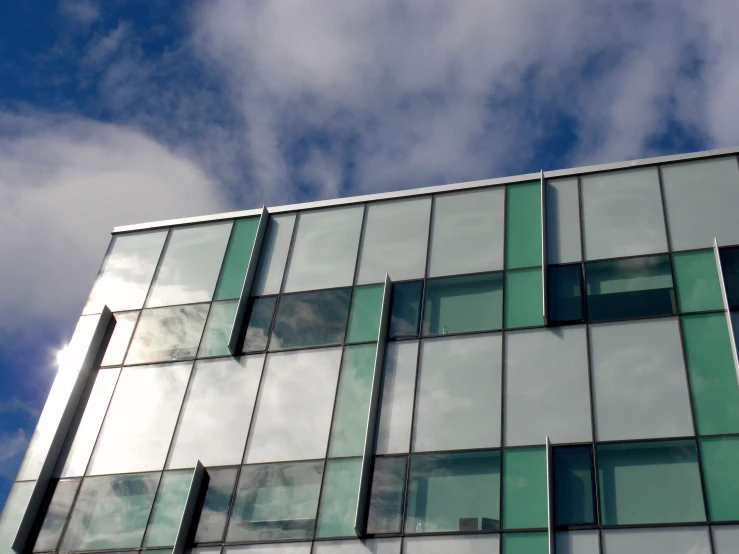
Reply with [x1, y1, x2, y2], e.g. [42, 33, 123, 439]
[700, 436, 739, 521]
[673, 250, 724, 313]
[198, 300, 238, 357]
[682, 314, 739, 435]
[503, 532, 548, 554]
[423, 273, 503, 335]
[328, 344, 376, 457]
[215, 217, 260, 300]
[346, 284, 384, 343]
[553, 446, 596, 526]
[506, 181, 542, 269]
[503, 447, 547, 529]
[505, 268, 543, 328]
[143, 470, 193, 547]
[316, 458, 362, 537]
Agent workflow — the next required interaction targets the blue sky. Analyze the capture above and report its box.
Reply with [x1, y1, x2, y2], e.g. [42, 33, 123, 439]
[1, 0, 738, 508]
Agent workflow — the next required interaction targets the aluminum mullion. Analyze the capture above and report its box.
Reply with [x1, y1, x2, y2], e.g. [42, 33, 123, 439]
[546, 437, 555, 554]
[541, 170, 549, 325]
[172, 461, 206, 554]
[714, 238, 739, 384]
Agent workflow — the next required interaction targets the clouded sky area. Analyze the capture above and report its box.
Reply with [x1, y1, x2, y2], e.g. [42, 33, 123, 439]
[1, 0, 739, 506]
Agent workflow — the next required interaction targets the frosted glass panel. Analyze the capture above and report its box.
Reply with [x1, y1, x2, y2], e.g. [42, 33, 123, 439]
[252, 214, 296, 296]
[555, 530, 599, 554]
[713, 526, 739, 554]
[602, 527, 710, 554]
[314, 538, 401, 554]
[546, 178, 582, 264]
[376, 341, 418, 455]
[404, 535, 500, 554]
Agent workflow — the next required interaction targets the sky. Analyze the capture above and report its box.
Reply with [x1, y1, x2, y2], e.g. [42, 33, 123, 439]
[1, 0, 739, 507]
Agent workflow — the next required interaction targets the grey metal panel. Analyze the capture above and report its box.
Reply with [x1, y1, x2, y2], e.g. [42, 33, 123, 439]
[546, 436, 555, 554]
[12, 307, 114, 554]
[228, 207, 269, 355]
[172, 461, 206, 554]
[714, 238, 739, 384]
[354, 274, 392, 537]
[541, 170, 548, 325]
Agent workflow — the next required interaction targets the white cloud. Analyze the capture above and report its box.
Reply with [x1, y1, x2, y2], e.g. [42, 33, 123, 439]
[59, 0, 100, 27]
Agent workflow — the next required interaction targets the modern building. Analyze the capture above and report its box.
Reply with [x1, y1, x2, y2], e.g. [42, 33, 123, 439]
[2, 147, 739, 554]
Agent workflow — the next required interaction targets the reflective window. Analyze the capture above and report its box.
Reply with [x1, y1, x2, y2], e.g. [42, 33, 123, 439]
[427, 188, 505, 277]
[555, 530, 600, 554]
[547, 265, 584, 324]
[672, 250, 723, 313]
[413, 334, 502, 452]
[388, 281, 423, 338]
[143, 470, 192, 547]
[422, 273, 503, 335]
[356, 198, 431, 285]
[168, 355, 265, 469]
[314, 538, 401, 554]
[226, 461, 323, 542]
[581, 167, 667, 260]
[101, 311, 139, 367]
[661, 157, 739, 251]
[32, 478, 81, 552]
[194, 467, 238, 544]
[405, 450, 501, 533]
[713, 526, 739, 554]
[376, 341, 418, 455]
[505, 268, 543, 328]
[597, 440, 706, 525]
[245, 348, 342, 464]
[585, 255, 676, 322]
[225, 544, 311, 554]
[88, 363, 191, 475]
[252, 213, 296, 296]
[546, 178, 582, 265]
[404, 535, 500, 554]
[284, 206, 363, 293]
[215, 217, 260, 300]
[270, 289, 351, 350]
[502, 532, 548, 554]
[0, 481, 34, 553]
[125, 304, 209, 365]
[553, 446, 596, 526]
[198, 300, 238, 358]
[699, 436, 739, 521]
[590, 319, 694, 441]
[346, 285, 384, 343]
[316, 458, 362, 537]
[242, 296, 277, 352]
[720, 246, 739, 309]
[83, 230, 167, 314]
[506, 181, 542, 269]
[503, 447, 547, 530]
[505, 327, 592, 446]
[601, 527, 711, 554]
[147, 222, 232, 307]
[367, 456, 407, 534]
[60, 472, 159, 551]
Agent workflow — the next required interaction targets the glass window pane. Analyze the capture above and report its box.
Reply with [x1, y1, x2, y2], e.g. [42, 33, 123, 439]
[60, 472, 159, 551]
[388, 281, 423, 338]
[547, 265, 584, 323]
[101, 311, 139, 367]
[83, 230, 167, 314]
[346, 285, 384, 343]
[700, 436, 739, 521]
[198, 300, 238, 358]
[661, 157, 739, 251]
[413, 334, 502, 452]
[505, 267, 543, 329]
[506, 181, 542, 269]
[356, 198, 431, 285]
[597, 440, 706, 525]
[270, 289, 351, 350]
[555, 531, 599, 554]
[0, 482, 34, 553]
[125, 304, 209, 365]
[366, 456, 407, 534]
[546, 178, 582, 265]
[590, 318, 694, 441]
[428, 188, 505, 277]
[553, 446, 596, 526]
[503, 447, 547, 530]
[316, 458, 362, 537]
[720, 246, 739, 309]
[502, 532, 547, 554]
[713, 526, 739, 554]
[505, 327, 592, 446]
[226, 461, 323, 542]
[376, 341, 418, 455]
[143, 470, 192, 547]
[602, 527, 711, 554]
[673, 250, 723, 313]
[88, 363, 191, 475]
[168, 355, 265, 469]
[284, 206, 363, 293]
[245, 348, 342, 464]
[194, 467, 238, 544]
[225, 545, 311, 554]
[328, 344, 376, 458]
[405, 450, 501, 533]
[147, 222, 232, 307]
[242, 296, 277, 352]
[32, 478, 81, 552]
[253, 214, 296, 296]
[581, 167, 667, 260]
[314, 538, 401, 554]
[422, 273, 503, 335]
[585, 255, 676, 322]
[215, 217, 260, 300]
[404, 535, 500, 554]
[682, 314, 739, 435]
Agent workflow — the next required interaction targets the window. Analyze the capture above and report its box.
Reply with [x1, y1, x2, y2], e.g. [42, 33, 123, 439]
[506, 181, 542, 269]
[546, 178, 582, 265]
[32, 479, 81, 552]
[719, 246, 739, 309]
[376, 341, 418, 455]
[270, 288, 351, 350]
[143, 470, 193, 547]
[214, 217, 260, 300]
[101, 311, 139, 366]
[315, 458, 362, 537]
[547, 265, 584, 323]
[367, 456, 407, 534]
[0, 482, 34, 552]
[198, 300, 238, 357]
[388, 281, 423, 338]
[404, 535, 500, 554]
[502, 447, 547, 529]
[713, 526, 739, 554]
[699, 436, 739, 521]
[672, 250, 723, 313]
[194, 467, 238, 543]
[505, 267, 543, 328]
[553, 446, 596, 526]
[502, 533, 548, 554]
[555, 531, 600, 554]
[242, 296, 277, 352]
[422, 273, 503, 335]
[601, 527, 711, 554]
[346, 285, 384, 343]
[252, 213, 296, 296]
[314, 539, 401, 554]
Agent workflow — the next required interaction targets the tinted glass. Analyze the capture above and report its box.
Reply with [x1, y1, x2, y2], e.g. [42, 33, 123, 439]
[252, 213, 296, 296]
[242, 296, 277, 352]
[503, 447, 547, 529]
[32, 478, 81, 552]
[405, 450, 501, 533]
[0, 482, 34, 553]
[143, 470, 192, 547]
[316, 458, 362, 537]
[720, 246, 739, 309]
[505, 267, 543, 328]
[101, 311, 139, 366]
[422, 273, 503, 335]
[376, 341, 418, 455]
[270, 288, 351, 350]
[404, 535, 500, 554]
[503, 532, 548, 554]
[388, 281, 423, 338]
[367, 456, 407, 534]
[314, 538, 401, 554]
[713, 526, 739, 554]
[506, 181, 542, 269]
[672, 250, 723, 313]
[215, 217, 260, 300]
[193, 467, 238, 543]
[553, 446, 596, 526]
[699, 436, 739, 521]
[125, 304, 209, 365]
[147, 222, 232, 307]
[547, 265, 584, 323]
[585, 255, 676, 322]
[198, 300, 238, 358]
[225, 545, 311, 554]
[602, 527, 711, 554]
[555, 530, 600, 554]
[226, 461, 323, 542]
[346, 284, 384, 343]
[546, 178, 582, 265]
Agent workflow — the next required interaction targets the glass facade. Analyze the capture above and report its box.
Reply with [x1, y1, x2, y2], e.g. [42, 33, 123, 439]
[4, 148, 739, 554]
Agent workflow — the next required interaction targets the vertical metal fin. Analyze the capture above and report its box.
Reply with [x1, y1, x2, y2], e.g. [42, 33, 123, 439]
[714, 238, 739, 383]
[541, 169, 549, 325]
[172, 461, 206, 554]
[546, 436, 555, 554]
[354, 274, 393, 537]
[228, 207, 270, 355]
